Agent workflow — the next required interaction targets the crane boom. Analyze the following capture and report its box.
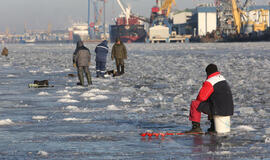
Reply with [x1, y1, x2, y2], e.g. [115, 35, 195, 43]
[231, 0, 241, 34]
[160, 0, 176, 17]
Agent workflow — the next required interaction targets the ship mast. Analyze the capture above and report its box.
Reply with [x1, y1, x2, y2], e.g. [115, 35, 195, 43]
[116, 0, 131, 25]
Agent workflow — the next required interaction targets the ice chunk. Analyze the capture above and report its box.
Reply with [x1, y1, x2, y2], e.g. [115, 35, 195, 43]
[89, 89, 110, 93]
[89, 95, 108, 101]
[107, 105, 121, 111]
[37, 151, 48, 157]
[0, 119, 15, 125]
[140, 86, 150, 92]
[80, 91, 96, 97]
[265, 128, 270, 134]
[235, 125, 256, 131]
[238, 107, 255, 115]
[32, 116, 47, 120]
[130, 107, 146, 112]
[7, 74, 16, 77]
[57, 99, 79, 103]
[173, 95, 184, 104]
[62, 94, 72, 98]
[38, 92, 50, 96]
[121, 97, 131, 103]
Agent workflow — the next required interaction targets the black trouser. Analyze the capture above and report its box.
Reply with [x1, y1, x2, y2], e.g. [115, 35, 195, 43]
[77, 66, 92, 85]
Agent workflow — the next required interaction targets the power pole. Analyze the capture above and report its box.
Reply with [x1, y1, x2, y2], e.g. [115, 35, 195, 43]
[103, 0, 106, 39]
[88, 0, 91, 39]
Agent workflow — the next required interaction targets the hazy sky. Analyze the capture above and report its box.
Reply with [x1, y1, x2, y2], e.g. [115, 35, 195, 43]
[0, 0, 268, 33]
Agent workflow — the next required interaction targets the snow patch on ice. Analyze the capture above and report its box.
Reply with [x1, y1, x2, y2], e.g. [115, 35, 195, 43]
[89, 89, 110, 93]
[121, 97, 131, 103]
[235, 125, 256, 131]
[237, 107, 255, 115]
[64, 106, 92, 112]
[37, 151, 48, 157]
[130, 107, 146, 112]
[0, 119, 15, 125]
[32, 116, 47, 120]
[88, 95, 108, 101]
[173, 95, 184, 104]
[186, 79, 195, 85]
[63, 118, 91, 122]
[265, 128, 270, 134]
[56, 90, 68, 93]
[29, 70, 38, 73]
[7, 74, 16, 78]
[80, 91, 96, 97]
[107, 105, 121, 111]
[62, 94, 72, 98]
[265, 137, 270, 143]
[144, 98, 152, 105]
[57, 99, 79, 103]
[209, 151, 231, 155]
[38, 92, 50, 96]
[140, 86, 150, 92]
[120, 87, 136, 93]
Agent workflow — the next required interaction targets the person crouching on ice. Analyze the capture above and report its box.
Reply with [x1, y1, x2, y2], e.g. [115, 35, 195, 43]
[185, 64, 234, 134]
[95, 40, 109, 78]
[73, 40, 92, 86]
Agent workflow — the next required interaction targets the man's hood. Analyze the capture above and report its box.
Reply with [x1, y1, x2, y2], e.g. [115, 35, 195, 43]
[77, 41, 84, 48]
[101, 40, 108, 46]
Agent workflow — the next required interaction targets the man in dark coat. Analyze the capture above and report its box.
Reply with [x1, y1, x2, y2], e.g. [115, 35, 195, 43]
[73, 41, 92, 86]
[186, 64, 234, 133]
[95, 40, 109, 78]
[1, 47, 8, 56]
[111, 38, 127, 75]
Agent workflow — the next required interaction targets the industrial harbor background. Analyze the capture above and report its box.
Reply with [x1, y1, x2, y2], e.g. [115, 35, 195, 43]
[1, 0, 270, 43]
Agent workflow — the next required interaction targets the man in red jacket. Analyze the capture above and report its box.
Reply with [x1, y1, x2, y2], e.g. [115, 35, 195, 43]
[186, 64, 234, 133]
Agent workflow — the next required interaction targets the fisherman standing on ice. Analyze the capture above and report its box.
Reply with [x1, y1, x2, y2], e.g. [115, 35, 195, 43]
[185, 64, 234, 134]
[73, 40, 92, 86]
[111, 37, 127, 76]
[95, 40, 109, 78]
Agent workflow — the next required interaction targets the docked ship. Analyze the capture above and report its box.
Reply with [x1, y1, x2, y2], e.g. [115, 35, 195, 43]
[109, 0, 147, 43]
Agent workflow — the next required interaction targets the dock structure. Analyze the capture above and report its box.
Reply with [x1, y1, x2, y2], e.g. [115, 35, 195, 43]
[149, 35, 192, 43]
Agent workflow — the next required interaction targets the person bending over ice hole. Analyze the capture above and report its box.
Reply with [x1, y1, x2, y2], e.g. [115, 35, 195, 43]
[111, 37, 127, 76]
[73, 40, 92, 86]
[95, 40, 109, 78]
[185, 64, 234, 134]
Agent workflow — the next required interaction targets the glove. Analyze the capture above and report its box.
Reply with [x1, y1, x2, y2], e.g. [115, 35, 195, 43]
[73, 63, 76, 68]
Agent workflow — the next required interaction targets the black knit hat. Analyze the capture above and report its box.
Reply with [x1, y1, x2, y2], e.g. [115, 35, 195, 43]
[205, 64, 218, 76]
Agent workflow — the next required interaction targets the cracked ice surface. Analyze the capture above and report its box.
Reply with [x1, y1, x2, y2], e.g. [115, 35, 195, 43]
[0, 42, 269, 159]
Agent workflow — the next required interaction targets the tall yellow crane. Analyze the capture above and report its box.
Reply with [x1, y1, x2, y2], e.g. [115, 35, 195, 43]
[160, 0, 176, 17]
[231, 0, 242, 34]
[231, 0, 269, 34]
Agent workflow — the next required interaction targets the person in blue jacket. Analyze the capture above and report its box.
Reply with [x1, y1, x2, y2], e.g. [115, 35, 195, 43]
[95, 40, 109, 78]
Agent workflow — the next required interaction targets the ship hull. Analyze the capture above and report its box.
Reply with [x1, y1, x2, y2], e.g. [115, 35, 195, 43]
[109, 25, 146, 43]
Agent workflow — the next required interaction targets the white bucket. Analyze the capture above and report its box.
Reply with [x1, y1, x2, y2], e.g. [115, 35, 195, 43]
[214, 115, 231, 133]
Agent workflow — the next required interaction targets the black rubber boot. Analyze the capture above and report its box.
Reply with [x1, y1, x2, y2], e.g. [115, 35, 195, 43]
[120, 65, 125, 75]
[207, 119, 217, 134]
[115, 65, 121, 76]
[185, 122, 203, 133]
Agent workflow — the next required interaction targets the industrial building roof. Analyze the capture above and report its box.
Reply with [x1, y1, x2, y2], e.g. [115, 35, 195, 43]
[196, 7, 216, 13]
[247, 5, 270, 11]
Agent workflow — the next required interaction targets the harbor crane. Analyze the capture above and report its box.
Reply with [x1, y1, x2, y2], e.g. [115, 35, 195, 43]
[231, 0, 268, 34]
[160, 0, 176, 17]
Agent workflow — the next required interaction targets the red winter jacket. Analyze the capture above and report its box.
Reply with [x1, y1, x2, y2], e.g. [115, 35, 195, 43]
[196, 72, 234, 116]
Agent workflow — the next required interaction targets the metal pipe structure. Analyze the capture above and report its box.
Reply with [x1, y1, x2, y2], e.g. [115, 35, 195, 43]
[103, 0, 106, 39]
[88, 0, 91, 38]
